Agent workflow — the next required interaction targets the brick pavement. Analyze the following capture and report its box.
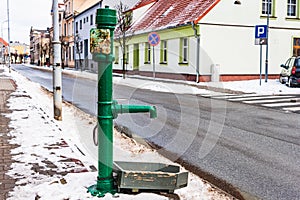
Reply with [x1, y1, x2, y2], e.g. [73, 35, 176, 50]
[0, 77, 17, 200]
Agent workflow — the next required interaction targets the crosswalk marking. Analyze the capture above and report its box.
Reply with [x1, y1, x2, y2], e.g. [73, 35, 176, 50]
[243, 98, 300, 104]
[283, 107, 300, 111]
[212, 94, 260, 99]
[227, 95, 295, 101]
[201, 92, 236, 97]
[262, 102, 300, 107]
[201, 93, 300, 113]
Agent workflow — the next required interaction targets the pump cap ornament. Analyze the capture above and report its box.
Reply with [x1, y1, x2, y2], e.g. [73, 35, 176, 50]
[90, 28, 111, 54]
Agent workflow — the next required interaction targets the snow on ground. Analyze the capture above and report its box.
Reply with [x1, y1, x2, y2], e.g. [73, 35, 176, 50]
[6, 64, 300, 199]
[202, 79, 300, 95]
[1, 65, 236, 199]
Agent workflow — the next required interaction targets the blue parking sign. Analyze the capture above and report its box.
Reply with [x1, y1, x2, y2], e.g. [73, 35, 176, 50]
[255, 25, 268, 39]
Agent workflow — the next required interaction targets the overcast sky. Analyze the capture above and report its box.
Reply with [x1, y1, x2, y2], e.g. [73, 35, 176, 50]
[0, 0, 52, 44]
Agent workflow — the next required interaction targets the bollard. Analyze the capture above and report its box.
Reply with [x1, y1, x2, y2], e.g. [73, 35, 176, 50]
[87, 6, 157, 197]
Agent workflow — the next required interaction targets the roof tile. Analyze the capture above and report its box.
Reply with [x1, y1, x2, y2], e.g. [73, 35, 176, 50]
[130, 0, 219, 33]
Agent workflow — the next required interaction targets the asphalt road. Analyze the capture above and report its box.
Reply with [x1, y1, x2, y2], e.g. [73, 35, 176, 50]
[12, 64, 300, 200]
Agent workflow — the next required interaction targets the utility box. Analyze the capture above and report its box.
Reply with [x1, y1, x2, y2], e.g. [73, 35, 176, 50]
[211, 64, 220, 82]
[113, 161, 188, 193]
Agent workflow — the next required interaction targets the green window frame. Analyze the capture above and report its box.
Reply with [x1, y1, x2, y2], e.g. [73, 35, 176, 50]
[125, 45, 129, 64]
[179, 37, 188, 65]
[133, 44, 139, 70]
[144, 43, 151, 64]
[160, 40, 167, 64]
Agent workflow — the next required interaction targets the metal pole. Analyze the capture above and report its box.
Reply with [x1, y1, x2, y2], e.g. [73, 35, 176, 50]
[265, 0, 270, 82]
[152, 46, 155, 79]
[260, 44, 262, 86]
[196, 36, 200, 83]
[7, 0, 11, 73]
[52, 0, 62, 120]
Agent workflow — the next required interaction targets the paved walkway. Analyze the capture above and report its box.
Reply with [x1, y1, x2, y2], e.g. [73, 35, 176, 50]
[0, 69, 91, 199]
[0, 75, 17, 199]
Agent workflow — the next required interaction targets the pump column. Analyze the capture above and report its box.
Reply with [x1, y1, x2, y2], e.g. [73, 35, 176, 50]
[87, 6, 117, 197]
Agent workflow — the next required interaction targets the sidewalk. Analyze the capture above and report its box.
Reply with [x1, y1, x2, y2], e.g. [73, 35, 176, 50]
[0, 65, 236, 199]
[0, 71, 17, 199]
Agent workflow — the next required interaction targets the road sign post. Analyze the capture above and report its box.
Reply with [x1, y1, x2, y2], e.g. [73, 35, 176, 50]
[148, 32, 160, 79]
[255, 25, 268, 86]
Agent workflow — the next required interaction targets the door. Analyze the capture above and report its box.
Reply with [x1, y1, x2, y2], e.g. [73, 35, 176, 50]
[84, 39, 89, 70]
[133, 44, 139, 70]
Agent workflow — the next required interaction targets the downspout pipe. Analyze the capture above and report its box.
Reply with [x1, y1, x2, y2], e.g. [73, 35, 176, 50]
[192, 21, 200, 83]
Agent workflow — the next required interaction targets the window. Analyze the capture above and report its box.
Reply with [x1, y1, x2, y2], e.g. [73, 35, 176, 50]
[115, 46, 119, 64]
[80, 20, 82, 30]
[75, 22, 78, 33]
[64, 24, 66, 36]
[160, 40, 167, 64]
[125, 45, 129, 64]
[80, 41, 83, 53]
[262, 0, 273, 15]
[293, 37, 300, 56]
[69, 47, 72, 61]
[90, 15, 93, 25]
[145, 43, 151, 64]
[287, 0, 297, 17]
[68, 22, 71, 36]
[179, 38, 188, 64]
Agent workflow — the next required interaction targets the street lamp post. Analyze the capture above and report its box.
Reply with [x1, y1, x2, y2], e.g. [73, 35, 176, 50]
[52, 0, 63, 121]
[7, 0, 11, 72]
[265, 0, 270, 82]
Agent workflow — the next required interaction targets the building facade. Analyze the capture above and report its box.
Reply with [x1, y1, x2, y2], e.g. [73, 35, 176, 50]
[73, 1, 102, 72]
[29, 27, 51, 66]
[113, 0, 300, 82]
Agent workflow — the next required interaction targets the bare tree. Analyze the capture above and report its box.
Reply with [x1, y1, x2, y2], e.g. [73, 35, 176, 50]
[115, 1, 134, 79]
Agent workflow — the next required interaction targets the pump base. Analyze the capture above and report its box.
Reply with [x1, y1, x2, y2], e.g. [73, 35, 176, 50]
[87, 184, 116, 197]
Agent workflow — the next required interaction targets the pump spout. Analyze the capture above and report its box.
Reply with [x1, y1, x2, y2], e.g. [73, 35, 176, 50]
[112, 101, 157, 119]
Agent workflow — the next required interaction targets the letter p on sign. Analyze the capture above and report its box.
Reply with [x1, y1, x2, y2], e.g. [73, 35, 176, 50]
[255, 25, 268, 39]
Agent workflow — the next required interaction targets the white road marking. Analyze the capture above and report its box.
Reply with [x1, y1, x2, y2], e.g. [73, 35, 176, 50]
[228, 95, 295, 101]
[283, 107, 300, 111]
[262, 102, 300, 107]
[243, 98, 300, 104]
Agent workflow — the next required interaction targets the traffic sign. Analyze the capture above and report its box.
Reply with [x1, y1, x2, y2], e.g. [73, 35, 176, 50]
[255, 25, 268, 39]
[255, 25, 268, 45]
[148, 32, 160, 46]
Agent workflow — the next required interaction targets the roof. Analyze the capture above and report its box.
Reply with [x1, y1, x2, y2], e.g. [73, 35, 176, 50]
[75, 0, 102, 14]
[130, 0, 157, 10]
[130, 0, 220, 33]
[0, 38, 8, 46]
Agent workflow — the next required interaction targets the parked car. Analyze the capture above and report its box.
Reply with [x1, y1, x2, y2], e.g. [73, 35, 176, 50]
[279, 56, 300, 87]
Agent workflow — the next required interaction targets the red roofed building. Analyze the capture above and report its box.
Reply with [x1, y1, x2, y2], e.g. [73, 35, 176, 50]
[113, 0, 300, 82]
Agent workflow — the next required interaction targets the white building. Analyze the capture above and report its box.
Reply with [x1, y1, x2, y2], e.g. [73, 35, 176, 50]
[113, 0, 300, 82]
[73, 0, 139, 72]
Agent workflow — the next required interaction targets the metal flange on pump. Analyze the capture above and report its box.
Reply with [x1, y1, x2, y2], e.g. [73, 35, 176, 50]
[87, 6, 157, 197]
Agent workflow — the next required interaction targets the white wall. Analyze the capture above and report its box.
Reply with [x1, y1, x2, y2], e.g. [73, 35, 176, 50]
[199, 0, 300, 76]
[114, 0, 300, 78]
